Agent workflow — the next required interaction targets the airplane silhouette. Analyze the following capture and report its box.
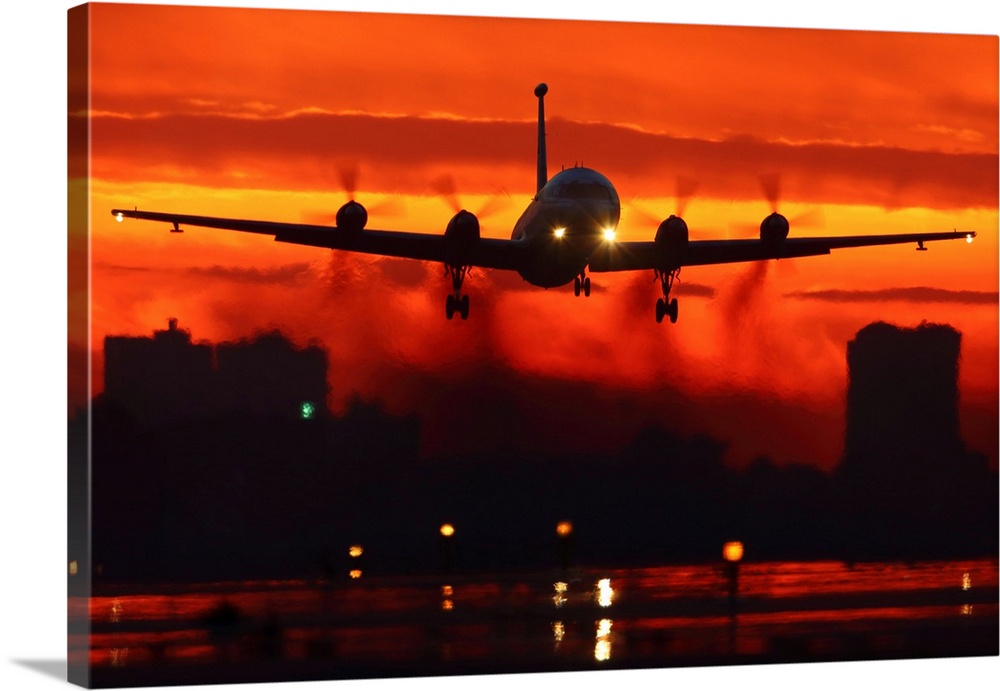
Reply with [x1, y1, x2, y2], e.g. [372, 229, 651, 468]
[113, 83, 976, 323]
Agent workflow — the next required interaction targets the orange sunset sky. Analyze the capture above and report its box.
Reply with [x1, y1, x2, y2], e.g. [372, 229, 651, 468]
[70, 3, 999, 471]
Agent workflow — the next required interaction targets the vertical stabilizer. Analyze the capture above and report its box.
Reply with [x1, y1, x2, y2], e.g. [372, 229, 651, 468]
[534, 83, 548, 195]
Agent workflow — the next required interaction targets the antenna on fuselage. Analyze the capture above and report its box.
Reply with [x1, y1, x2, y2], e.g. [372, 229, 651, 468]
[535, 83, 548, 195]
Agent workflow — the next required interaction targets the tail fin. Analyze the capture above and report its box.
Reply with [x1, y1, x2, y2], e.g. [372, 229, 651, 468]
[534, 83, 548, 195]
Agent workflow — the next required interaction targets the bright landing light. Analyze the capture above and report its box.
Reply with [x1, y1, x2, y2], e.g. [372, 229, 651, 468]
[554, 227, 566, 238]
[116, 212, 124, 222]
[966, 234, 974, 244]
[603, 228, 616, 242]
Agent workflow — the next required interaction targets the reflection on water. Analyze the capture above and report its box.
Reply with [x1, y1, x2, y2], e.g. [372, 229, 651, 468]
[441, 584, 454, 611]
[552, 620, 565, 647]
[87, 558, 998, 680]
[595, 618, 613, 662]
[553, 581, 567, 608]
[596, 578, 614, 608]
[109, 598, 122, 623]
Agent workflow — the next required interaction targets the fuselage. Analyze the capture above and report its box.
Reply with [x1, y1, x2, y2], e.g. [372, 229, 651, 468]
[510, 166, 621, 287]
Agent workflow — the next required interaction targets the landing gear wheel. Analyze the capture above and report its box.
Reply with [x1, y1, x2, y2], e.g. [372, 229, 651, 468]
[445, 263, 471, 321]
[583, 276, 591, 297]
[574, 276, 581, 297]
[654, 267, 682, 324]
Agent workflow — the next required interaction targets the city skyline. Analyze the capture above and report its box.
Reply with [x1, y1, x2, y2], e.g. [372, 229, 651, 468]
[85, 318, 997, 582]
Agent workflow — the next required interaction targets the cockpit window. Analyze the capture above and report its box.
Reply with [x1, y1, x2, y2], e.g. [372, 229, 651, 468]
[554, 181, 613, 201]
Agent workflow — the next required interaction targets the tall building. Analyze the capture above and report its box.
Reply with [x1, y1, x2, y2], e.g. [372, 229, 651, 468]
[103, 318, 215, 425]
[842, 321, 963, 478]
[103, 319, 329, 426]
[836, 321, 996, 558]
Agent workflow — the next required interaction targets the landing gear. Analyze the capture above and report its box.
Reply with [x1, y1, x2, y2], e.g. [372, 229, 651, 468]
[573, 271, 591, 297]
[445, 264, 471, 320]
[655, 297, 678, 324]
[654, 267, 681, 324]
[446, 293, 470, 320]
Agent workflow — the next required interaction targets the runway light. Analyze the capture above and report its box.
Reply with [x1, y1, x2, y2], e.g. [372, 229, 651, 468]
[440, 523, 455, 538]
[962, 572, 972, 590]
[723, 541, 744, 563]
[349, 569, 362, 579]
[349, 545, 363, 558]
[554, 227, 566, 238]
[602, 228, 616, 242]
[556, 521, 573, 537]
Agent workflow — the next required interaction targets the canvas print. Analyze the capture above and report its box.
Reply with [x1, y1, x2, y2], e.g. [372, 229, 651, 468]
[67, 3, 999, 688]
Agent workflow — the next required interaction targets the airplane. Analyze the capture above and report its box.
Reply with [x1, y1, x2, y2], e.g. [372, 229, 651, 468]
[113, 83, 976, 323]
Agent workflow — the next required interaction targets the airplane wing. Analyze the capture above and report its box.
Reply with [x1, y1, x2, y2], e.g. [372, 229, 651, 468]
[110, 208, 528, 271]
[589, 230, 976, 273]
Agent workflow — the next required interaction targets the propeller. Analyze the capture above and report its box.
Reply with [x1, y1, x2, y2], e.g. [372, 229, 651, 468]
[625, 174, 701, 234]
[300, 160, 406, 225]
[728, 172, 825, 238]
[427, 173, 514, 228]
[759, 171, 782, 214]
[674, 174, 700, 218]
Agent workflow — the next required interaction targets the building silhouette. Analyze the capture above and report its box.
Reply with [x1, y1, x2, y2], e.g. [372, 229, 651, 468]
[843, 321, 963, 476]
[836, 321, 995, 558]
[89, 319, 995, 581]
[103, 319, 328, 426]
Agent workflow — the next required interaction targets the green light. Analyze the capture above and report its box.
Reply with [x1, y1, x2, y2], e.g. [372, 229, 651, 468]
[300, 401, 316, 420]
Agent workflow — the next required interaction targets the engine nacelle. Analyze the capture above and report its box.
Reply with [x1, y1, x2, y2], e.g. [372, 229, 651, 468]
[655, 215, 689, 253]
[760, 212, 789, 244]
[335, 200, 368, 233]
[443, 210, 481, 263]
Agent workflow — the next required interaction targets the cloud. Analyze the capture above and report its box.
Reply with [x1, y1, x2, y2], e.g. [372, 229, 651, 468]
[675, 282, 716, 299]
[186, 263, 314, 285]
[786, 286, 999, 305]
[97, 261, 314, 285]
[87, 111, 999, 210]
